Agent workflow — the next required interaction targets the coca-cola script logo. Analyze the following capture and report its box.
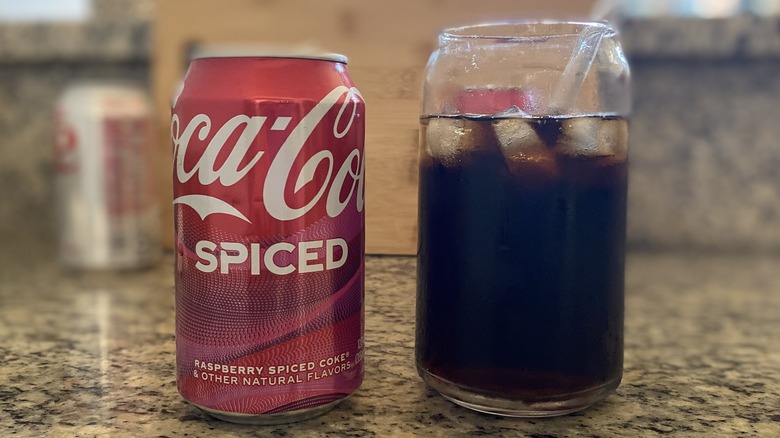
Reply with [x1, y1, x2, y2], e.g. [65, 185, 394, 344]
[171, 86, 364, 223]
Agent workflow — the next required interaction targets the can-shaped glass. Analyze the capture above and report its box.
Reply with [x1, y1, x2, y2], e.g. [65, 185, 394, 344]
[416, 22, 631, 417]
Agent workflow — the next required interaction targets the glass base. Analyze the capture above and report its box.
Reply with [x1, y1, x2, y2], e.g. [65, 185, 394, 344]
[418, 367, 620, 418]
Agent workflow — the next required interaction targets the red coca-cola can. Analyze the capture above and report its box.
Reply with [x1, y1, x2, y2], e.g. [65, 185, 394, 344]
[171, 52, 365, 424]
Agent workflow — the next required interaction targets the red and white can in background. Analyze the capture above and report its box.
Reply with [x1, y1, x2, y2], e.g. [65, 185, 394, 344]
[172, 53, 365, 424]
[54, 82, 160, 270]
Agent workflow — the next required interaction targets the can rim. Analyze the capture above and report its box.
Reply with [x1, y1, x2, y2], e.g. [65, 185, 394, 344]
[191, 45, 348, 64]
[61, 80, 146, 91]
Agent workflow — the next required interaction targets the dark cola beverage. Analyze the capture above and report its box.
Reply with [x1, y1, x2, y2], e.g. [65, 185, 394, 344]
[416, 114, 627, 414]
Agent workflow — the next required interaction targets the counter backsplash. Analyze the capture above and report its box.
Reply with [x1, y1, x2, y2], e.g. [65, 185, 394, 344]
[1, 11, 779, 252]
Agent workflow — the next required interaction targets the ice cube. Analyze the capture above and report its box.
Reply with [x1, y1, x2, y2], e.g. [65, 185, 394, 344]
[495, 105, 532, 118]
[493, 118, 559, 185]
[425, 117, 491, 167]
[556, 117, 628, 159]
[493, 118, 540, 156]
[556, 118, 628, 186]
[602, 118, 628, 160]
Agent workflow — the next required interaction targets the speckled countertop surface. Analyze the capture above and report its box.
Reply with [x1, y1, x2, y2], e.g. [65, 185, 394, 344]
[1, 245, 779, 437]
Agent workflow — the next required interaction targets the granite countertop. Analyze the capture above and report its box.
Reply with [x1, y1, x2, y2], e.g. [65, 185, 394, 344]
[1, 246, 779, 437]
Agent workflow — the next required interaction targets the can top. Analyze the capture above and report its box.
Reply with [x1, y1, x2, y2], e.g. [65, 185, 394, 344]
[190, 43, 348, 64]
[58, 80, 151, 117]
[61, 80, 146, 94]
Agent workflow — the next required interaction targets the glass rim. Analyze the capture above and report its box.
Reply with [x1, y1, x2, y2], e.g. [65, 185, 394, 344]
[441, 21, 616, 42]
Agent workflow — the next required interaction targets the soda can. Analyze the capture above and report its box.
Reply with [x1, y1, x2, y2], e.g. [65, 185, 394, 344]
[172, 53, 365, 424]
[54, 82, 160, 270]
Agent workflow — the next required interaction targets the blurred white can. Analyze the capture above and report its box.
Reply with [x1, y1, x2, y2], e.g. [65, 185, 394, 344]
[54, 82, 160, 269]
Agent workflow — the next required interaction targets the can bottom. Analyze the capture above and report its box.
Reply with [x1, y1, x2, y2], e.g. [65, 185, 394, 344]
[193, 397, 346, 425]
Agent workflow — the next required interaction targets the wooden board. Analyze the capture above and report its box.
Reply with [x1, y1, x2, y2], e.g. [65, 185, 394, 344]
[153, 0, 595, 254]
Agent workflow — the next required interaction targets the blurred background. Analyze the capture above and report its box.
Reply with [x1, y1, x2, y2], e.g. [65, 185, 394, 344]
[1, 0, 779, 257]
